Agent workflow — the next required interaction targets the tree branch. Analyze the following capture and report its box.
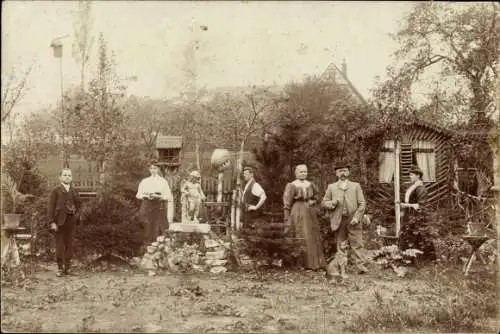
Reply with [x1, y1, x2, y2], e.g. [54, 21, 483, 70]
[1, 63, 33, 123]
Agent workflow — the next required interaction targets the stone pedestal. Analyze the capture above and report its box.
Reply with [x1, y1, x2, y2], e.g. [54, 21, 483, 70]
[169, 223, 210, 234]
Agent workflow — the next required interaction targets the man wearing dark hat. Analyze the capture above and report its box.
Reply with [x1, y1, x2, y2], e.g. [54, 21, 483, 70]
[322, 161, 368, 274]
[241, 164, 267, 227]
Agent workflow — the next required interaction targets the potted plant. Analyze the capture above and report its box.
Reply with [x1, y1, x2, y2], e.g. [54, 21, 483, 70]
[2, 173, 34, 230]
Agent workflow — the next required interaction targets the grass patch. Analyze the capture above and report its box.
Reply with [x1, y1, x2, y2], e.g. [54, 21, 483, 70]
[345, 268, 497, 332]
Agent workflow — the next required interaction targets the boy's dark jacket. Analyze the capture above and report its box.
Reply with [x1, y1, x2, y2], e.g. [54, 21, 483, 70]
[48, 185, 82, 226]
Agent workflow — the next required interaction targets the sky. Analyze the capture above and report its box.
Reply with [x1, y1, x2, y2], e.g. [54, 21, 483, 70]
[2, 1, 416, 116]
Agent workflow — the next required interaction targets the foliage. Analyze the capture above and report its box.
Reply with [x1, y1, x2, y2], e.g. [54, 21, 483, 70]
[1, 152, 44, 214]
[66, 33, 127, 171]
[122, 96, 177, 158]
[106, 140, 149, 202]
[72, 0, 94, 90]
[75, 190, 143, 259]
[203, 88, 281, 151]
[253, 74, 375, 211]
[253, 139, 288, 212]
[22, 196, 53, 261]
[3, 146, 48, 197]
[373, 3, 499, 124]
[371, 245, 423, 277]
[236, 214, 306, 267]
[1, 63, 33, 124]
[6, 111, 59, 165]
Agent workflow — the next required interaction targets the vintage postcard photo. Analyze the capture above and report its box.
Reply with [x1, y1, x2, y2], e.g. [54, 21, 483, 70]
[1, 1, 498, 333]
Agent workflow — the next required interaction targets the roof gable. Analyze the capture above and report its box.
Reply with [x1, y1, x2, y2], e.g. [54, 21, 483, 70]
[156, 135, 183, 149]
[321, 62, 367, 105]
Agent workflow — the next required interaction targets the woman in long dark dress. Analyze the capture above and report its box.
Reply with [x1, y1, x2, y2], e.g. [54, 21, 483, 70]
[283, 164, 325, 270]
[398, 167, 436, 261]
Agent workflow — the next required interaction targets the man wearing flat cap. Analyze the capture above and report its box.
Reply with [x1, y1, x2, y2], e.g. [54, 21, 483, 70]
[241, 164, 267, 227]
[322, 160, 368, 274]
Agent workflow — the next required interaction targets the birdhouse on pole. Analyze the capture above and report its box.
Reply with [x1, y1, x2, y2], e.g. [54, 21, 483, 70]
[155, 135, 183, 173]
[50, 39, 63, 58]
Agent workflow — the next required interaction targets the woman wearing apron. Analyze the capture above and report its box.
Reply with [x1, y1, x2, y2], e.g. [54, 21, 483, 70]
[136, 160, 173, 247]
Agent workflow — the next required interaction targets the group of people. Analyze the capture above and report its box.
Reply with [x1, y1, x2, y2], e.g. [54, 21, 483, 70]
[242, 161, 369, 275]
[240, 161, 431, 278]
[47, 159, 430, 278]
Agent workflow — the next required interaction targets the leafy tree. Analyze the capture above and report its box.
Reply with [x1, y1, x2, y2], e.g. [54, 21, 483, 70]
[70, 33, 127, 172]
[72, 0, 94, 91]
[254, 74, 375, 213]
[122, 96, 180, 159]
[10, 111, 59, 166]
[267, 75, 372, 180]
[373, 3, 499, 123]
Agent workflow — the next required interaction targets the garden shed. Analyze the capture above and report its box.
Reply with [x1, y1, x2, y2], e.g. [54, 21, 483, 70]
[356, 119, 494, 211]
[357, 120, 455, 208]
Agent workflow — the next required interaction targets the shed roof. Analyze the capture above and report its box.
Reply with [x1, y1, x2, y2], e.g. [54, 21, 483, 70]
[356, 119, 456, 141]
[156, 135, 183, 149]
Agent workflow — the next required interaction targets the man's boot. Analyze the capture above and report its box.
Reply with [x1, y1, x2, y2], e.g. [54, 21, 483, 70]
[64, 260, 73, 276]
[56, 259, 64, 277]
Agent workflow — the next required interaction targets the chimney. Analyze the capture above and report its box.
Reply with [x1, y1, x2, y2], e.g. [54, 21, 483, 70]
[341, 58, 347, 78]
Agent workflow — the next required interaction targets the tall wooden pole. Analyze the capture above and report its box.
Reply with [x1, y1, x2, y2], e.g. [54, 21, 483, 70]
[394, 140, 401, 236]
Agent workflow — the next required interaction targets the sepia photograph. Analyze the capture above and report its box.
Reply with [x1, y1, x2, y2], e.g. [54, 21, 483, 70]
[1, 1, 498, 333]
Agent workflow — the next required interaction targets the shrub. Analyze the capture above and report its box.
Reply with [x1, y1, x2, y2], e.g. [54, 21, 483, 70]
[74, 189, 144, 260]
[3, 151, 46, 198]
[236, 213, 304, 267]
[371, 245, 423, 277]
[23, 196, 54, 261]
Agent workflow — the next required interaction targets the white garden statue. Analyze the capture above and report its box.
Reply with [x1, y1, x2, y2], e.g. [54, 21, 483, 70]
[181, 170, 206, 223]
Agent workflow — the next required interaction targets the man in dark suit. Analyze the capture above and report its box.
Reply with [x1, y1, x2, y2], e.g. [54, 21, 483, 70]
[48, 168, 81, 277]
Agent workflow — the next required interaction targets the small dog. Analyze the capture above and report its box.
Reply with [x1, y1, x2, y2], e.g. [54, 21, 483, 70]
[326, 240, 349, 282]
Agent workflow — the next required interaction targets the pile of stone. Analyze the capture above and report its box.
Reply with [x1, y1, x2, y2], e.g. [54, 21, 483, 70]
[203, 234, 230, 274]
[137, 233, 231, 276]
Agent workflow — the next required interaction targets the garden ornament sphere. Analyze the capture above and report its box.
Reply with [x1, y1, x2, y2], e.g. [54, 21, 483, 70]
[211, 149, 231, 171]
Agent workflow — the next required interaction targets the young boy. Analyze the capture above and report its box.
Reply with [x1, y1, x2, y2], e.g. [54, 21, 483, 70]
[48, 168, 81, 277]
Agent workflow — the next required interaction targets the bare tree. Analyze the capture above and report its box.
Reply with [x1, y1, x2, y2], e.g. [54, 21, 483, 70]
[72, 0, 94, 91]
[204, 88, 280, 228]
[1, 64, 33, 124]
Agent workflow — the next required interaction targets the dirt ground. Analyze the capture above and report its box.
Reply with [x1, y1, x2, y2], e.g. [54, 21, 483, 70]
[1, 260, 498, 333]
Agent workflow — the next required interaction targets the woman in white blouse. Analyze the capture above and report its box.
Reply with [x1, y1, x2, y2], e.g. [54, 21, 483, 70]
[136, 160, 173, 245]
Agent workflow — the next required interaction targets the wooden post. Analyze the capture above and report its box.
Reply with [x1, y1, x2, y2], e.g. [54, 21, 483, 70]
[217, 172, 223, 203]
[231, 189, 236, 229]
[235, 141, 245, 231]
[394, 140, 401, 237]
[163, 168, 175, 224]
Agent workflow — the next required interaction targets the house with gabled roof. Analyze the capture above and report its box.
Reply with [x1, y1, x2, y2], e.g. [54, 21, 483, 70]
[320, 59, 367, 106]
